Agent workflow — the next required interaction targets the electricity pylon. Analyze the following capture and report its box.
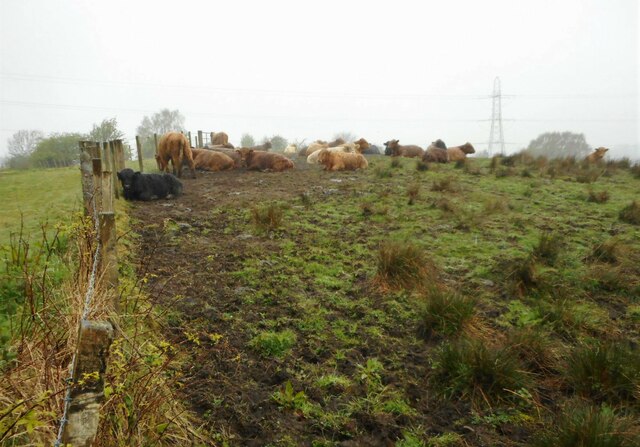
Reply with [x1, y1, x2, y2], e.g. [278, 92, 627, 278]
[488, 77, 505, 156]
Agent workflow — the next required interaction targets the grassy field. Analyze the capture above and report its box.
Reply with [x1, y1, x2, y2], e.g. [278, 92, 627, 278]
[128, 154, 640, 446]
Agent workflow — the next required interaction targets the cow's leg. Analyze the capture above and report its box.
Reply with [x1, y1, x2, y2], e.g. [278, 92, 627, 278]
[171, 154, 181, 177]
[183, 151, 196, 178]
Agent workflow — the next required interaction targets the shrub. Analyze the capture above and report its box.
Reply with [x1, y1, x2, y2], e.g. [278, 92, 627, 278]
[416, 288, 475, 338]
[619, 201, 640, 225]
[416, 160, 429, 171]
[249, 330, 297, 357]
[534, 404, 639, 447]
[374, 241, 438, 291]
[533, 231, 563, 265]
[251, 203, 283, 232]
[430, 338, 529, 405]
[565, 341, 640, 403]
[587, 189, 610, 203]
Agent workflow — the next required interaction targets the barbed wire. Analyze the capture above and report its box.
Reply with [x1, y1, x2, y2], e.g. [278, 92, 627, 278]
[54, 188, 102, 447]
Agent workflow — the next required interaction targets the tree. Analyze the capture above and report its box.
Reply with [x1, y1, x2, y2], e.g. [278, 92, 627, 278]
[88, 117, 125, 142]
[333, 131, 357, 143]
[136, 109, 185, 157]
[263, 135, 288, 152]
[5, 129, 44, 169]
[241, 133, 255, 147]
[30, 132, 87, 168]
[526, 131, 591, 158]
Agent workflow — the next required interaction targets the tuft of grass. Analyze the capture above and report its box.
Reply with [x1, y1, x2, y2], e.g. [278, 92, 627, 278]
[430, 338, 530, 405]
[416, 288, 475, 339]
[390, 158, 402, 168]
[587, 239, 620, 264]
[565, 341, 640, 403]
[631, 163, 640, 179]
[407, 183, 421, 205]
[299, 191, 312, 209]
[374, 165, 393, 179]
[251, 203, 284, 232]
[619, 201, 640, 225]
[495, 167, 516, 178]
[416, 160, 429, 171]
[483, 197, 509, 214]
[374, 241, 438, 291]
[576, 169, 601, 184]
[454, 159, 466, 169]
[533, 231, 563, 266]
[431, 177, 456, 192]
[506, 328, 558, 373]
[534, 404, 640, 447]
[506, 254, 539, 295]
[520, 168, 533, 178]
[249, 330, 297, 357]
[587, 189, 610, 203]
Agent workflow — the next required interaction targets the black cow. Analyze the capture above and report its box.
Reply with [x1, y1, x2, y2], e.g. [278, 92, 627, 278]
[117, 169, 183, 201]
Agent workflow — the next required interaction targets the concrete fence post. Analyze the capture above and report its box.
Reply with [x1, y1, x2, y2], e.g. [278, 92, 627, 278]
[62, 320, 114, 447]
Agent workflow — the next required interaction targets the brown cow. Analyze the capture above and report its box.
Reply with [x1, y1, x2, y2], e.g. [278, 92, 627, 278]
[354, 138, 370, 153]
[317, 149, 368, 171]
[193, 150, 235, 171]
[585, 147, 609, 163]
[156, 132, 196, 178]
[447, 142, 475, 161]
[384, 139, 424, 158]
[236, 149, 294, 172]
[210, 132, 229, 146]
[208, 148, 242, 168]
[206, 143, 235, 149]
[305, 141, 329, 156]
[423, 144, 449, 163]
[327, 137, 346, 148]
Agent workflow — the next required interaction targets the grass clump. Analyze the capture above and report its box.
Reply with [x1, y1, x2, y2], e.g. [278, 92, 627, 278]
[587, 239, 620, 264]
[416, 288, 475, 339]
[533, 404, 640, 447]
[532, 231, 563, 266]
[619, 201, 640, 225]
[416, 160, 429, 171]
[431, 177, 456, 192]
[251, 203, 284, 232]
[565, 341, 640, 403]
[430, 338, 529, 405]
[390, 158, 402, 168]
[505, 254, 539, 296]
[249, 330, 297, 357]
[374, 241, 438, 291]
[506, 328, 558, 373]
[407, 183, 421, 205]
[374, 165, 393, 179]
[587, 189, 610, 203]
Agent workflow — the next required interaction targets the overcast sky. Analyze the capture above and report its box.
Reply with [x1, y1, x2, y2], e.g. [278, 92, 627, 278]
[1, 0, 638, 158]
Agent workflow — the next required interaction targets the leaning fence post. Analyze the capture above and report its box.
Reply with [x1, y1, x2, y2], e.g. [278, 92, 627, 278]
[135, 136, 144, 172]
[62, 320, 114, 447]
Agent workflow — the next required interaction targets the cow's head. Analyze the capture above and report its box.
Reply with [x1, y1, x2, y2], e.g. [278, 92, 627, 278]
[461, 142, 476, 154]
[594, 147, 609, 157]
[117, 168, 136, 191]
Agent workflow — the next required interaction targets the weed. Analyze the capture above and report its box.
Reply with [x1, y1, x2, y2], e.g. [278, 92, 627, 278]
[374, 165, 393, 179]
[431, 177, 456, 192]
[360, 202, 374, 217]
[520, 168, 533, 178]
[432, 198, 455, 213]
[373, 241, 438, 290]
[533, 231, 563, 265]
[430, 338, 529, 405]
[619, 201, 640, 225]
[495, 167, 515, 178]
[533, 404, 640, 447]
[407, 183, 420, 205]
[390, 158, 402, 168]
[416, 288, 475, 339]
[427, 433, 465, 447]
[565, 341, 640, 403]
[416, 160, 429, 171]
[272, 381, 315, 416]
[587, 189, 610, 203]
[249, 330, 297, 357]
[300, 191, 313, 209]
[251, 203, 284, 232]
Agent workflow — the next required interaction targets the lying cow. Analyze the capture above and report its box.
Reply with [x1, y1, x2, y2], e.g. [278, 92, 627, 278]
[205, 143, 235, 149]
[305, 141, 329, 156]
[317, 149, 368, 171]
[585, 147, 609, 163]
[193, 150, 235, 171]
[307, 144, 360, 164]
[236, 148, 294, 172]
[384, 139, 424, 158]
[156, 132, 196, 178]
[210, 131, 229, 146]
[283, 144, 298, 155]
[447, 142, 475, 161]
[117, 168, 183, 201]
[423, 140, 449, 163]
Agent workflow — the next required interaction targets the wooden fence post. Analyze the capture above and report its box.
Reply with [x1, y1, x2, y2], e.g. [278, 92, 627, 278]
[154, 134, 159, 156]
[107, 142, 119, 200]
[197, 130, 203, 148]
[91, 158, 103, 216]
[79, 142, 93, 216]
[114, 140, 125, 171]
[135, 136, 143, 172]
[210, 132, 215, 146]
[62, 320, 114, 447]
[188, 131, 192, 148]
[98, 211, 118, 309]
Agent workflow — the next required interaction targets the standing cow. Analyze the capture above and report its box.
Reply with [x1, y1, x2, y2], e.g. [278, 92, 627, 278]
[156, 132, 196, 178]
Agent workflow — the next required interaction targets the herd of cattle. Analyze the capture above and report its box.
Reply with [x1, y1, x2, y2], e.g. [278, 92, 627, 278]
[116, 131, 610, 201]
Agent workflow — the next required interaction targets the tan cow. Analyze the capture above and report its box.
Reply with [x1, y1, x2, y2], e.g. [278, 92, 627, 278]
[210, 132, 229, 146]
[156, 132, 196, 178]
[447, 142, 475, 161]
[585, 147, 609, 163]
[317, 149, 368, 171]
[305, 141, 329, 156]
[384, 139, 424, 158]
[236, 149, 294, 172]
[193, 150, 235, 171]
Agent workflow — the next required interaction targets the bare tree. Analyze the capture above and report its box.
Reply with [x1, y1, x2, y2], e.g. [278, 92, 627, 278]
[333, 131, 357, 143]
[136, 109, 186, 157]
[7, 129, 44, 157]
